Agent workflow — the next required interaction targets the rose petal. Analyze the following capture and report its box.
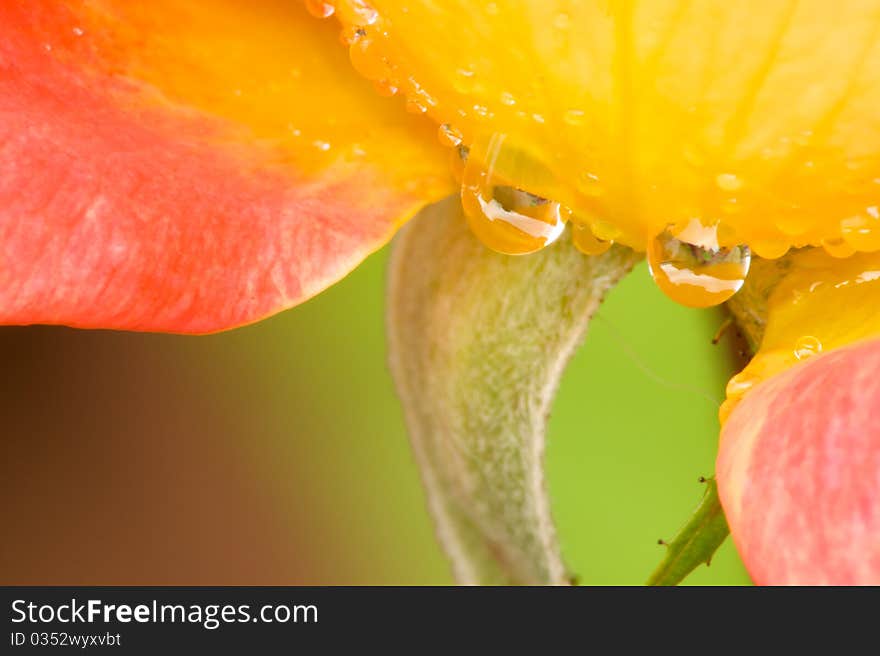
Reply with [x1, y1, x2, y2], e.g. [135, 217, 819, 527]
[0, 0, 451, 332]
[717, 338, 880, 585]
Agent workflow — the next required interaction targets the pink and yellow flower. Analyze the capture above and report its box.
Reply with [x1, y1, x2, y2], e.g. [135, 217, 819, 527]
[4, 0, 880, 584]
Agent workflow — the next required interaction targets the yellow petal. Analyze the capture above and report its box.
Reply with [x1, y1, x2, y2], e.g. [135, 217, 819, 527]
[333, 0, 880, 253]
[721, 248, 880, 422]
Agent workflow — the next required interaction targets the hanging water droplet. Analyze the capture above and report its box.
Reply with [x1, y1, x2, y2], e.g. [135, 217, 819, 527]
[572, 222, 611, 255]
[794, 335, 822, 361]
[841, 207, 880, 252]
[349, 38, 387, 80]
[821, 237, 855, 259]
[461, 134, 568, 255]
[750, 239, 790, 259]
[437, 123, 463, 148]
[646, 229, 751, 308]
[305, 0, 336, 19]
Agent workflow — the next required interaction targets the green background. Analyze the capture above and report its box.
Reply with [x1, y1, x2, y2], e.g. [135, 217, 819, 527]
[1, 249, 750, 585]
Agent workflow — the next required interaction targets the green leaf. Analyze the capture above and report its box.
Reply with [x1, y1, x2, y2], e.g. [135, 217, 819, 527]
[386, 196, 641, 584]
[646, 477, 730, 586]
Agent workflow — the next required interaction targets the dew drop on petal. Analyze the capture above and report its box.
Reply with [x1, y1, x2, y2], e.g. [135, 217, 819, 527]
[405, 98, 428, 114]
[305, 0, 336, 19]
[579, 171, 604, 197]
[499, 91, 517, 106]
[750, 239, 790, 259]
[715, 172, 743, 192]
[336, 0, 378, 25]
[461, 134, 569, 255]
[563, 109, 586, 126]
[646, 228, 751, 308]
[572, 222, 612, 255]
[821, 237, 855, 259]
[373, 79, 399, 97]
[437, 123, 463, 148]
[349, 38, 386, 80]
[553, 12, 571, 30]
[841, 208, 880, 252]
[453, 68, 477, 94]
[794, 335, 822, 361]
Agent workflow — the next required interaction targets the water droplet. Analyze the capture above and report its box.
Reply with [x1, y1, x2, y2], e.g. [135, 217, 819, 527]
[842, 209, 880, 252]
[405, 98, 428, 114]
[750, 240, 790, 259]
[312, 140, 331, 152]
[449, 144, 469, 182]
[591, 219, 620, 241]
[726, 372, 758, 398]
[72, 26, 84, 36]
[437, 124, 463, 148]
[794, 335, 822, 361]
[305, 0, 336, 19]
[554, 12, 571, 30]
[373, 79, 399, 97]
[715, 173, 743, 192]
[579, 171, 604, 197]
[563, 109, 586, 126]
[336, 0, 378, 25]
[499, 91, 516, 106]
[646, 229, 751, 308]
[339, 26, 366, 45]
[461, 134, 569, 255]
[821, 237, 855, 259]
[472, 104, 490, 118]
[349, 38, 387, 80]
[454, 68, 477, 94]
[572, 223, 611, 255]
[673, 218, 720, 250]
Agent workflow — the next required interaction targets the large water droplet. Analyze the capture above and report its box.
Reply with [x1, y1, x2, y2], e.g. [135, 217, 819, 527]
[646, 229, 751, 308]
[461, 134, 568, 255]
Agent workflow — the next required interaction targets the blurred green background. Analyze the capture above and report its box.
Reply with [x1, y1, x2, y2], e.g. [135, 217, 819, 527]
[1, 248, 750, 585]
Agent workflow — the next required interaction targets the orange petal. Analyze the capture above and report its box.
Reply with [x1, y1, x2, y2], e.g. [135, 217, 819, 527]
[0, 0, 451, 332]
[335, 1, 880, 253]
[717, 338, 880, 585]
